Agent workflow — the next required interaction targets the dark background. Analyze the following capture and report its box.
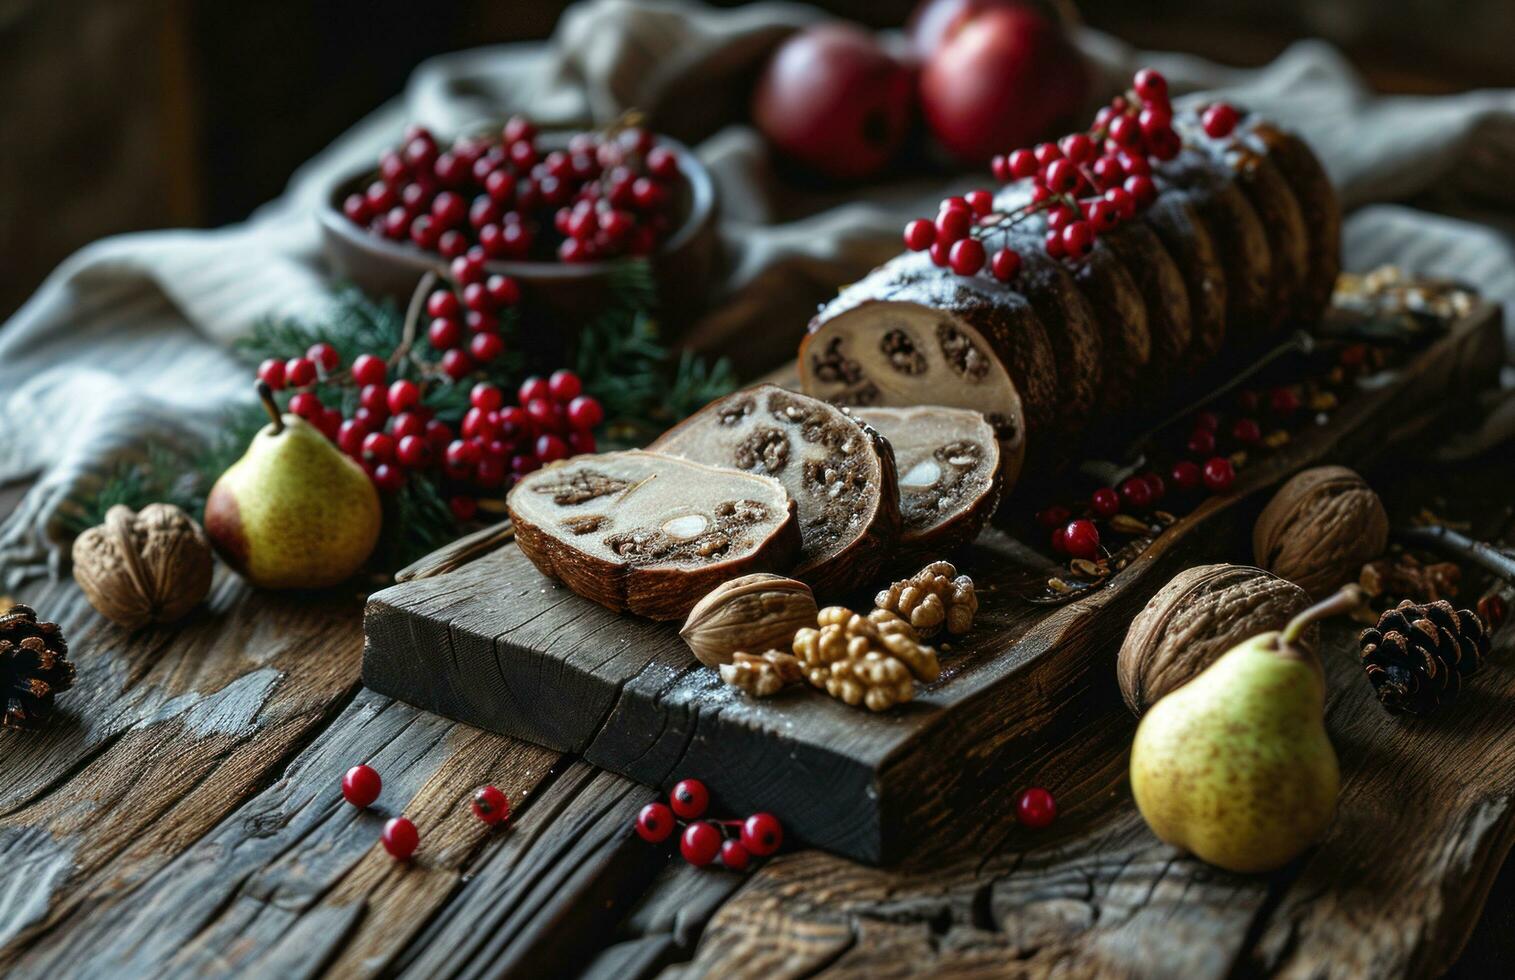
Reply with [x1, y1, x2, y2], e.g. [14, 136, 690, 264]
[2, 0, 1514, 972]
[3, 0, 1514, 320]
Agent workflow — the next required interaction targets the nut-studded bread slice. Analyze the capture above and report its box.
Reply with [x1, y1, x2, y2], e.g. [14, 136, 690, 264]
[507, 450, 801, 620]
[651, 385, 901, 596]
[852, 406, 1002, 556]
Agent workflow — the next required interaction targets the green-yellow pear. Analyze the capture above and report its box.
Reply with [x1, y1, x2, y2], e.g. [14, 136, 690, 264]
[1130, 587, 1361, 874]
[205, 382, 381, 589]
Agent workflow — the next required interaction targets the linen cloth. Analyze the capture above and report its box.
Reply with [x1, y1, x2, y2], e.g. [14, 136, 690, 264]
[5, 0, 1515, 588]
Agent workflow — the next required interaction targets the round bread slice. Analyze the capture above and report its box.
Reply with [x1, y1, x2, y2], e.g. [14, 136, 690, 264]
[852, 406, 1002, 556]
[651, 384, 901, 596]
[507, 450, 801, 620]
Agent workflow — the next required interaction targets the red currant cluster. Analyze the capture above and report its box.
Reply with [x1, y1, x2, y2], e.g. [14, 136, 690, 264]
[341, 763, 510, 862]
[423, 260, 519, 376]
[341, 116, 686, 264]
[901, 69, 1239, 280]
[1033, 382, 1307, 560]
[634, 778, 783, 872]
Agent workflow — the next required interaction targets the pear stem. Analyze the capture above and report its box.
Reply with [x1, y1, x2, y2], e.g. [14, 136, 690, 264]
[256, 380, 284, 435]
[1283, 585, 1366, 646]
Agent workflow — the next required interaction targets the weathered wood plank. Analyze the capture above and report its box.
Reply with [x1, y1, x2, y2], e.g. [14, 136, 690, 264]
[363, 304, 1505, 864]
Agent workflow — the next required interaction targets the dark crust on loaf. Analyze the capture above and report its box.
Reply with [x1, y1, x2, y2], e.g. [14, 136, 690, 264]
[1156, 147, 1274, 348]
[1248, 121, 1340, 323]
[1220, 141, 1309, 334]
[1141, 190, 1228, 374]
[1099, 219, 1191, 390]
[806, 250, 1062, 451]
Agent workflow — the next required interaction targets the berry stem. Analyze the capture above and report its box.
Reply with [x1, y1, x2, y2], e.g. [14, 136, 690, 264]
[391, 269, 440, 372]
[1282, 585, 1366, 646]
[256, 380, 284, 434]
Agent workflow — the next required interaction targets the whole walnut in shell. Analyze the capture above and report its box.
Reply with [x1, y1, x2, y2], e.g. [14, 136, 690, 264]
[1254, 466, 1388, 599]
[680, 574, 818, 668]
[72, 504, 214, 630]
[1118, 564, 1314, 715]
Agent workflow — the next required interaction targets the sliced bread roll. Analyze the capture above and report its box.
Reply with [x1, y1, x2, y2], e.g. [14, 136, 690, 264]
[852, 405, 1002, 555]
[651, 384, 901, 596]
[507, 450, 801, 620]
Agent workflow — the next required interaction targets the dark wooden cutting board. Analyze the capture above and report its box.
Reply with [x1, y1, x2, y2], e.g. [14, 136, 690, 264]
[362, 304, 1503, 865]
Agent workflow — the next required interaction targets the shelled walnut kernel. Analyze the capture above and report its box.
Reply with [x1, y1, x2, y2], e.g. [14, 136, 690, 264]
[875, 561, 978, 637]
[792, 606, 940, 712]
[718, 650, 805, 697]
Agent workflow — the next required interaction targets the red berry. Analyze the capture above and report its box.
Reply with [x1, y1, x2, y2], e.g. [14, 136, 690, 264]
[1091, 155, 1124, 190]
[1043, 229, 1065, 259]
[964, 189, 994, 216]
[935, 208, 970, 245]
[1146, 127, 1181, 161]
[1033, 142, 1061, 166]
[337, 418, 369, 456]
[1133, 68, 1167, 102]
[475, 455, 507, 489]
[342, 764, 381, 808]
[1193, 410, 1220, 431]
[1016, 787, 1057, 828]
[1269, 387, 1301, 416]
[396, 434, 430, 468]
[426, 291, 459, 322]
[990, 154, 1011, 182]
[487, 274, 521, 308]
[470, 332, 504, 363]
[525, 397, 559, 433]
[441, 349, 473, 379]
[471, 785, 510, 825]
[1036, 505, 1071, 529]
[471, 383, 504, 412]
[741, 812, 783, 857]
[948, 238, 986, 276]
[518, 376, 550, 404]
[449, 495, 478, 521]
[409, 215, 439, 250]
[510, 453, 541, 476]
[1063, 519, 1100, 559]
[1170, 459, 1202, 490]
[670, 778, 709, 819]
[352, 353, 386, 386]
[1104, 186, 1136, 220]
[1050, 526, 1068, 554]
[1143, 472, 1166, 502]
[1202, 102, 1239, 139]
[1043, 159, 1076, 193]
[1059, 133, 1094, 163]
[636, 802, 676, 843]
[680, 821, 722, 867]
[1088, 200, 1120, 232]
[1119, 476, 1153, 511]
[450, 253, 485, 285]
[568, 430, 597, 454]
[903, 219, 936, 252]
[1008, 148, 1038, 178]
[1061, 221, 1094, 258]
[548, 370, 582, 403]
[465, 310, 499, 334]
[362, 431, 396, 463]
[257, 358, 286, 390]
[503, 115, 535, 144]
[567, 395, 603, 430]
[1108, 114, 1140, 146]
[306, 342, 340, 373]
[428, 317, 462, 351]
[1186, 428, 1217, 456]
[631, 177, 667, 211]
[1091, 487, 1120, 517]
[289, 391, 322, 419]
[1138, 104, 1172, 140]
[387, 379, 420, 415]
[535, 433, 568, 463]
[646, 145, 679, 179]
[720, 839, 751, 871]
[1202, 456, 1235, 493]
[390, 411, 425, 441]
[990, 247, 1021, 282]
[285, 357, 316, 387]
[1231, 418, 1262, 444]
[1123, 175, 1156, 207]
[445, 439, 480, 471]
[382, 816, 418, 860]
[343, 193, 370, 224]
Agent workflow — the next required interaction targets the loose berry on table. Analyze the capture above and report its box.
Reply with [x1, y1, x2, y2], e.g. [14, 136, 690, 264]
[471, 785, 511, 825]
[1063, 519, 1100, 559]
[1202, 456, 1236, 493]
[1016, 787, 1057, 828]
[382, 817, 419, 860]
[741, 812, 783, 857]
[342, 764, 382, 808]
[680, 821, 722, 867]
[1091, 487, 1120, 518]
[670, 778, 710, 819]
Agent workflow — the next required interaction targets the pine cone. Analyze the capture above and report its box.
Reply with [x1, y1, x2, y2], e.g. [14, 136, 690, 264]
[719, 650, 805, 697]
[792, 606, 939, 712]
[1359, 599, 1489, 715]
[874, 561, 978, 638]
[1, 604, 76, 731]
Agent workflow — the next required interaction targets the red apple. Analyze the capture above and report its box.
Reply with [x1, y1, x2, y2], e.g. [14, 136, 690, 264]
[753, 23, 914, 181]
[920, 4, 1088, 166]
[907, 0, 1018, 61]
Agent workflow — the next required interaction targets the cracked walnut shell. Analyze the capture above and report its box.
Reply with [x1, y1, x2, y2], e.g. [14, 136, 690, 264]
[1118, 564, 1314, 715]
[72, 504, 214, 630]
[875, 561, 978, 637]
[1254, 466, 1388, 600]
[792, 606, 940, 711]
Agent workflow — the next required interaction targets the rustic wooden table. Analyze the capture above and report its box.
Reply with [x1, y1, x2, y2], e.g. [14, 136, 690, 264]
[2, 439, 1514, 978]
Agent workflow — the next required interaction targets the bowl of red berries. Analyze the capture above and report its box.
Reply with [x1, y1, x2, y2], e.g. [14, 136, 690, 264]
[319, 116, 719, 331]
